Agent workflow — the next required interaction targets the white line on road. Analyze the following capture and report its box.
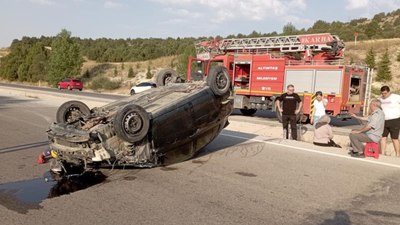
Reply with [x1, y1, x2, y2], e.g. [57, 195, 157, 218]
[221, 133, 400, 169]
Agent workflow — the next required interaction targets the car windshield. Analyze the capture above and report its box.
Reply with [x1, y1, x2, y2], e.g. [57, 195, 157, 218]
[137, 83, 152, 87]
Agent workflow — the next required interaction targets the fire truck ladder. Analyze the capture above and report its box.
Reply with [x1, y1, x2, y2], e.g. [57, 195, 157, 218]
[195, 33, 344, 55]
[363, 68, 374, 116]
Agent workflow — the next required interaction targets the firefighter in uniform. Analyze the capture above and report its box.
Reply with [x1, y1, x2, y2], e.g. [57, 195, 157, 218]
[276, 84, 303, 140]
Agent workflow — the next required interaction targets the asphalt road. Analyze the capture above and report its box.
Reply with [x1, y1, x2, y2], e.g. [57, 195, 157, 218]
[0, 82, 124, 101]
[1, 95, 400, 225]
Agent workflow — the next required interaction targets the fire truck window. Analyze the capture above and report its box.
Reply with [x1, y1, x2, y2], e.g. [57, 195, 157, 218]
[349, 77, 361, 102]
[229, 62, 234, 70]
[191, 61, 203, 74]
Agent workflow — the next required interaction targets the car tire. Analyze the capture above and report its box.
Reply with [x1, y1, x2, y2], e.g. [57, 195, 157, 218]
[130, 89, 135, 95]
[156, 68, 177, 86]
[56, 100, 91, 123]
[207, 66, 231, 96]
[114, 104, 150, 143]
[79, 89, 82, 91]
[240, 108, 257, 116]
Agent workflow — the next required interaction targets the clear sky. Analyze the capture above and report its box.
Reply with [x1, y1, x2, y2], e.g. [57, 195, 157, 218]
[0, 0, 399, 47]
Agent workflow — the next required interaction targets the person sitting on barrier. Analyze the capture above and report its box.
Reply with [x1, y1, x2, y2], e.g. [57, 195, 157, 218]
[313, 115, 341, 148]
[349, 99, 385, 158]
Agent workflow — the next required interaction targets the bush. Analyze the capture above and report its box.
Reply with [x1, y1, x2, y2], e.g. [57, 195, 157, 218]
[90, 76, 121, 90]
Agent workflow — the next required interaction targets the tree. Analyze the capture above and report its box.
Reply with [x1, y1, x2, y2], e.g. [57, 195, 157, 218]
[177, 45, 196, 78]
[365, 21, 381, 39]
[376, 49, 392, 81]
[282, 22, 297, 35]
[128, 66, 135, 78]
[47, 29, 83, 86]
[146, 65, 152, 79]
[365, 47, 376, 69]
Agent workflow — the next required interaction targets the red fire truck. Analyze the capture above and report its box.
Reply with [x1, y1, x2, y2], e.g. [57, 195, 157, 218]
[184, 33, 372, 122]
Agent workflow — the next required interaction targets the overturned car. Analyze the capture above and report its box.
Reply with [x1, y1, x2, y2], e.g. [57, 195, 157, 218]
[47, 66, 233, 174]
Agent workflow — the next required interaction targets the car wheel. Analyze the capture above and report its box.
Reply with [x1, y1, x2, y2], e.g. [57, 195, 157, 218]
[79, 89, 82, 91]
[207, 66, 231, 96]
[156, 68, 177, 86]
[114, 104, 150, 143]
[67, 86, 72, 90]
[240, 108, 257, 116]
[56, 100, 91, 123]
[130, 89, 135, 95]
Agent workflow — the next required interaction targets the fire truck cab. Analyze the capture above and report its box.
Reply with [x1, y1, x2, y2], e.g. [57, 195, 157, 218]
[186, 33, 371, 122]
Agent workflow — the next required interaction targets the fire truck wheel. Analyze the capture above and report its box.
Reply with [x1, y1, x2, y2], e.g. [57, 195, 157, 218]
[207, 66, 231, 96]
[114, 104, 150, 143]
[240, 108, 257, 116]
[156, 68, 178, 86]
[56, 100, 91, 123]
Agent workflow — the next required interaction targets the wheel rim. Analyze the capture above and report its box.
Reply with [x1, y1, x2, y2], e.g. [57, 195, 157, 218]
[216, 72, 228, 89]
[164, 74, 173, 84]
[123, 112, 143, 134]
[65, 107, 81, 122]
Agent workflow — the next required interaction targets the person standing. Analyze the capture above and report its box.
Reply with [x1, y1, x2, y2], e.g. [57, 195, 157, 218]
[349, 99, 385, 157]
[310, 91, 327, 126]
[379, 86, 400, 157]
[276, 84, 303, 140]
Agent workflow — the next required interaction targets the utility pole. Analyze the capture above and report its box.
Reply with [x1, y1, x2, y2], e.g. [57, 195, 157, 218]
[354, 32, 359, 47]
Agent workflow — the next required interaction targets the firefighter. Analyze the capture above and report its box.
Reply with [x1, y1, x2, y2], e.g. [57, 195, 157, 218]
[276, 84, 303, 140]
[379, 86, 400, 157]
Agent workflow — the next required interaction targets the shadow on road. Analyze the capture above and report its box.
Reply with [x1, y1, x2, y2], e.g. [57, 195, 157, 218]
[319, 211, 352, 225]
[0, 141, 48, 154]
[0, 96, 36, 109]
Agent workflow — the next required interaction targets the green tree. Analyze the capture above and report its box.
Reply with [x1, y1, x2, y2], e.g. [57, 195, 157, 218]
[282, 22, 297, 35]
[177, 45, 196, 79]
[376, 49, 392, 81]
[121, 62, 125, 70]
[47, 29, 83, 86]
[128, 66, 135, 78]
[146, 65, 152, 79]
[365, 21, 381, 39]
[365, 47, 376, 69]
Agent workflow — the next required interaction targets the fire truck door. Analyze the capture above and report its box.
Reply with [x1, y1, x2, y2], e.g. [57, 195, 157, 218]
[314, 70, 342, 94]
[284, 70, 314, 93]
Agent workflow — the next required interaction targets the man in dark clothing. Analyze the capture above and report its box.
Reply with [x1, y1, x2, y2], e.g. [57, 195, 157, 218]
[276, 84, 303, 140]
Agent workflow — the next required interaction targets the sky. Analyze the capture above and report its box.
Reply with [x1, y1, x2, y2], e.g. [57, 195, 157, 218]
[0, 0, 400, 47]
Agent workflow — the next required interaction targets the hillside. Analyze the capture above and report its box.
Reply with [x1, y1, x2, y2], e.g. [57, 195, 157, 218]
[78, 38, 400, 95]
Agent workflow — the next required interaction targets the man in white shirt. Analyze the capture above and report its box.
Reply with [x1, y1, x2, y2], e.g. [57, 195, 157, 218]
[379, 86, 400, 157]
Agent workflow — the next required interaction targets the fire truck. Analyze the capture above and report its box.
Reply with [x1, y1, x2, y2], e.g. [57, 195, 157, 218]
[183, 33, 372, 122]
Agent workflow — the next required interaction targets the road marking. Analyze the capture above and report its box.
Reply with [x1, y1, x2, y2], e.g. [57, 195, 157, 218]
[221, 133, 400, 169]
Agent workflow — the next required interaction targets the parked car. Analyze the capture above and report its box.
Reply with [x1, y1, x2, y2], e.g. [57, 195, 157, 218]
[47, 66, 232, 174]
[58, 78, 83, 91]
[130, 82, 157, 95]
